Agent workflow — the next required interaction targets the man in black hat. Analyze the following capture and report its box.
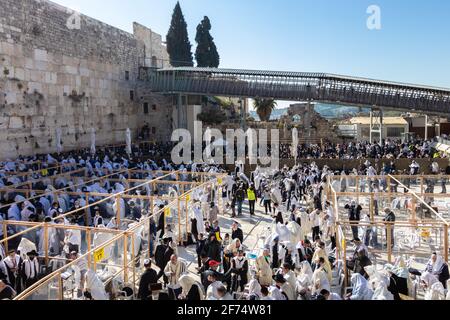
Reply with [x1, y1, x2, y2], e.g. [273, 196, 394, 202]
[273, 273, 295, 300]
[0, 279, 16, 300]
[2, 249, 23, 293]
[22, 250, 40, 288]
[128, 200, 142, 221]
[156, 204, 165, 239]
[137, 259, 158, 300]
[231, 221, 243, 244]
[230, 249, 248, 292]
[154, 238, 174, 286]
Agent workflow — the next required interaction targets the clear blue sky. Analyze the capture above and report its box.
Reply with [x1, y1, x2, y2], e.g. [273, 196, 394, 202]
[53, 0, 450, 92]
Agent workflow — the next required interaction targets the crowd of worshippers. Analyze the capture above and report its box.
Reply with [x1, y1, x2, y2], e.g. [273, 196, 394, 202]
[135, 162, 450, 301]
[0, 146, 227, 299]
[1, 146, 450, 300]
[276, 138, 445, 160]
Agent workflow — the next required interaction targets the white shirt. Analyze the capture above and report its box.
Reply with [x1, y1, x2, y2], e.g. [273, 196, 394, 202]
[23, 258, 39, 279]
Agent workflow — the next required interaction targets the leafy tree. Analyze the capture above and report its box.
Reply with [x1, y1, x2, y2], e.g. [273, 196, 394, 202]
[195, 16, 220, 68]
[166, 2, 193, 67]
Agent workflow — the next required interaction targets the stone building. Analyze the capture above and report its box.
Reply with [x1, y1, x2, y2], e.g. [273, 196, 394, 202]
[279, 103, 340, 143]
[0, 0, 172, 159]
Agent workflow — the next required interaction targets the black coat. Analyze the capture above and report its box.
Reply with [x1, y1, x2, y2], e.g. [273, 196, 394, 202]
[186, 284, 202, 300]
[137, 268, 158, 300]
[196, 239, 206, 255]
[203, 240, 222, 262]
[346, 204, 362, 221]
[231, 228, 244, 243]
[154, 244, 173, 269]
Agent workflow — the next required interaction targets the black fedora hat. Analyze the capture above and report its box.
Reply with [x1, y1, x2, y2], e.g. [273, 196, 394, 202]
[272, 273, 286, 283]
[27, 250, 38, 256]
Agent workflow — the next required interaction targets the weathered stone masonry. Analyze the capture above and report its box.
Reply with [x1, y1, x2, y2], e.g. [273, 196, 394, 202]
[0, 0, 172, 159]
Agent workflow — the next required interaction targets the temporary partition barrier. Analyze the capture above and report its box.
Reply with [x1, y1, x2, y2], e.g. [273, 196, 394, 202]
[13, 173, 226, 300]
[330, 175, 450, 290]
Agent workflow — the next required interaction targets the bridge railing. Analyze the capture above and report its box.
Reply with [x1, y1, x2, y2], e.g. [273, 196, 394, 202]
[146, 69, 450, 114]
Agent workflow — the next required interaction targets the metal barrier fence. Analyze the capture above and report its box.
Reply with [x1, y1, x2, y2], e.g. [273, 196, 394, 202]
[329, 175, 450, 290]
[11, 173, 226, 300]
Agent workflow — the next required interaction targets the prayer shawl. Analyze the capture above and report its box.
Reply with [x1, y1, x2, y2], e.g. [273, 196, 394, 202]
[3, 255, 21, 285]
[85, 270, 109, 300]
[297, 261, 313, 292]
[256, 255, 272, 287]
[164, 260, 187, 287]
[225, 239, 242, 256]
[350, 274, 373, 300]
[8, 204, 21, 221]
[425, 282, 446, 300]
[426, 255, 445, 274]
[371, 275, 394, 300]
[22, 258, 39, 280]
[0, 244, 5, 261]
[300, 211, 311, 237]
[248, 278, 262, 299]
[312, 248, 332, 281]
[284, 270, 297, 291]
[269, 286, 286, 300]
[206, 280, 223, 300]
[280, 282, 296, 301]
[312, 267, 330, 295]
[191, 204, 206, 235]
[18, 238, 37, 261]
[179, 274, 204, 300]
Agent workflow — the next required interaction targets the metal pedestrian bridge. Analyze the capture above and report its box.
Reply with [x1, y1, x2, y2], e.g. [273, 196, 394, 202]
[139, 67, 450, 114]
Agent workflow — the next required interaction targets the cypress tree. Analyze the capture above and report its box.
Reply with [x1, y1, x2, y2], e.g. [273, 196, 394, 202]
[195, 16, 220, 68]
[166, 2, 193, 67]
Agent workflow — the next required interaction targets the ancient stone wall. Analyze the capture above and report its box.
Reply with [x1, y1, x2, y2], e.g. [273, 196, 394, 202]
[0, 0, 171, 159]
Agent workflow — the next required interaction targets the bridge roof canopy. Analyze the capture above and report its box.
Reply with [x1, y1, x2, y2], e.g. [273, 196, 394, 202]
[157, 67, 450, 94]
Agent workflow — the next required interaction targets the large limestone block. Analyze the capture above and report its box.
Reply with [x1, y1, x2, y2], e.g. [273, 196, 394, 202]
[34, 49, 48, 62]
[9, 116, 24, 129]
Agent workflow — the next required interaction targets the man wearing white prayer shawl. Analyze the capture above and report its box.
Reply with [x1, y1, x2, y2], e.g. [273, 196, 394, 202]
[347, 273, 373, 300]
[7, 202, 21, 233]
[370, 274, 394, 300]
[191, 203, 206, 236]
[178, 274, 204, 300]
[205, 272, 223, 300]
[256, 247, 272, 287]
[247, 272, 262, 300]
[112, 196, 126, 220]
[311, 260, 331, 296]
[296, 261, 313, 294]
[84, 270, 109, 300]
[269, 285, 287, 300]
[280, 263, 297, 291]
[421, 272, 446, 300]
[38, 196, 51, 217]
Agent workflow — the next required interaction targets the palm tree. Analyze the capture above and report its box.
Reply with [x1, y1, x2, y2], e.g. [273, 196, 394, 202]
[253, 98, 277, 122]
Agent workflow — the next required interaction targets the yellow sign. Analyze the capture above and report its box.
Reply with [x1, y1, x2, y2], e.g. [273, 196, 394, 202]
[186, 194, 191, 202]
[218, 178, 223, 185]
[164, 207, 171, 217]
[41, 169, 48, 176]
[94, 248, 105, 263]
[420, 228, 431, 238]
